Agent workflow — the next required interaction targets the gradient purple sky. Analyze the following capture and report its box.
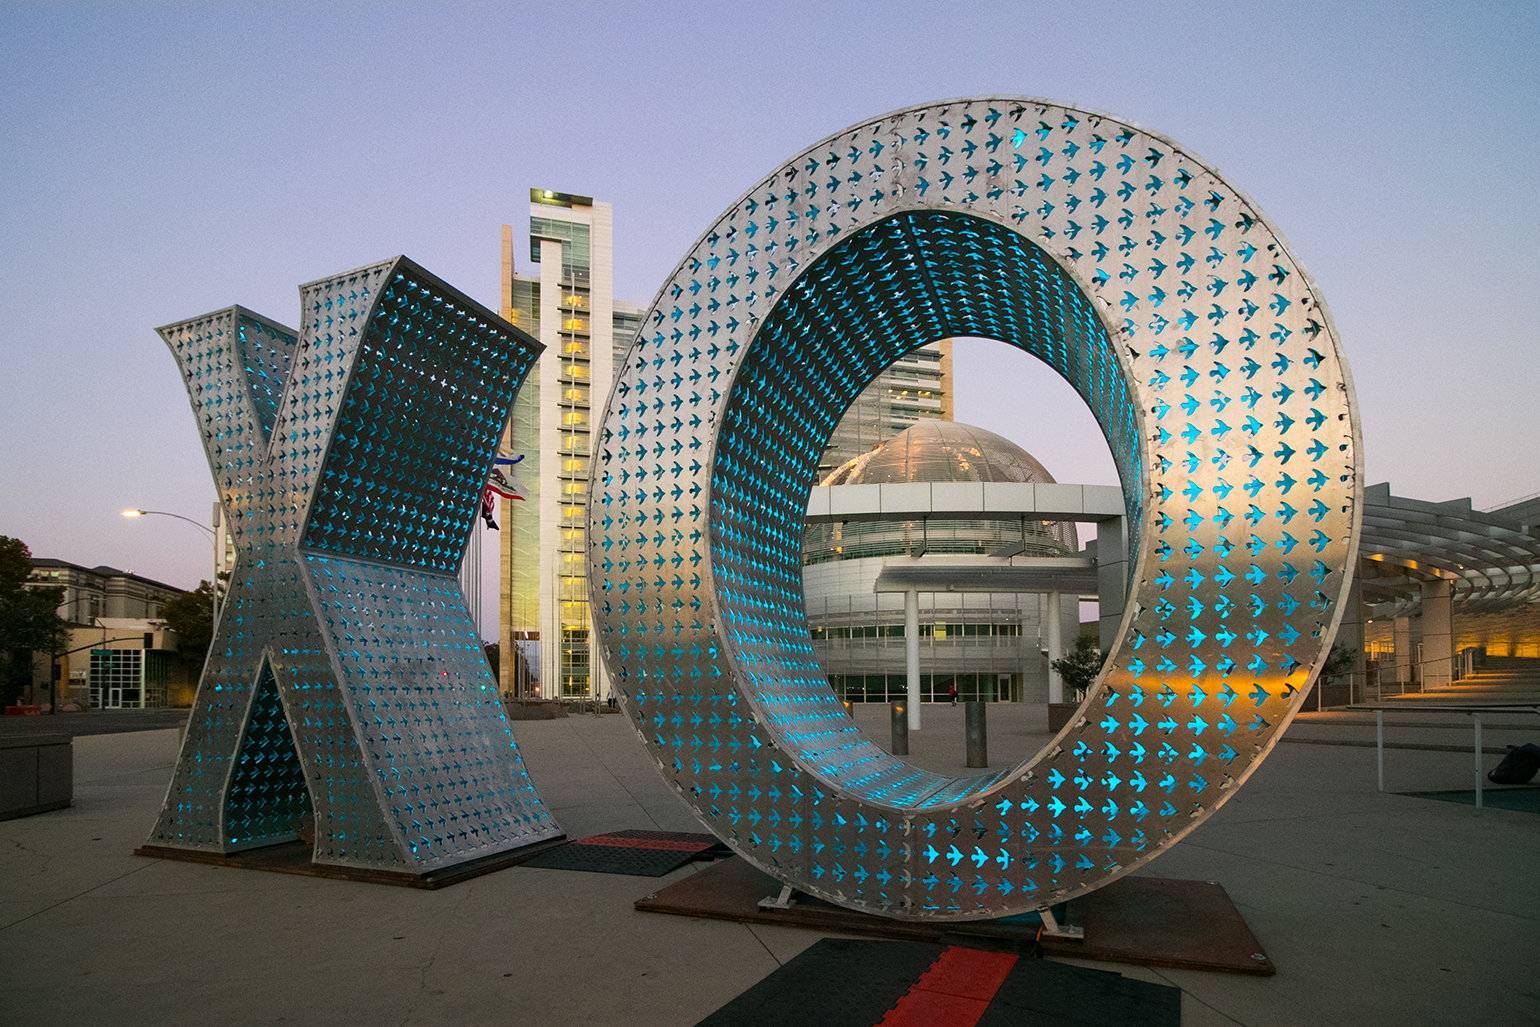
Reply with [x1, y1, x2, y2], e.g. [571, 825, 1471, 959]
[3, 1, 1536, 621]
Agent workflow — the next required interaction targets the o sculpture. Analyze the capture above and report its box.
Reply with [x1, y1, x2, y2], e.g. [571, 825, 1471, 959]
[590, 97, 1362, 919]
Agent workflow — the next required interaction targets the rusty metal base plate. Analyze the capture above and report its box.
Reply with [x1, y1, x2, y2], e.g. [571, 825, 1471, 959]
[518, 830, 732, 877]
[636, 857, 1274, 976]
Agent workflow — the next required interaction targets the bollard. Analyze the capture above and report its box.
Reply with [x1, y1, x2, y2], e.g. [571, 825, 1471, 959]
[891, 702, 909, 755]
[965, 701, 988, 768]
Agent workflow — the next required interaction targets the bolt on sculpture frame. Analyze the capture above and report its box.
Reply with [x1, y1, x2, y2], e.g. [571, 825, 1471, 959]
[145, 257, 561, 875]
[591, 97, 1363, 919]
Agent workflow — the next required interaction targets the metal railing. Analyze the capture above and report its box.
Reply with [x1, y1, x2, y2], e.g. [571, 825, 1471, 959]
[1312, 647, 1491, 709]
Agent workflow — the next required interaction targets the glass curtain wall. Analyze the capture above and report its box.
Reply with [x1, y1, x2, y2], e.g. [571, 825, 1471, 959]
[817, 345, 946, 478]
[533, 218, 597, 698]
[87, 648, 172, 708]
[505, 279, 543, 693]
[807, 591, 1053, 703]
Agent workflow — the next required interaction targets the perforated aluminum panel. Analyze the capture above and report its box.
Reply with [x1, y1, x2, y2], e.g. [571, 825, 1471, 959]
[147, 257, 561, 872]
[590, 97, 1363, 919]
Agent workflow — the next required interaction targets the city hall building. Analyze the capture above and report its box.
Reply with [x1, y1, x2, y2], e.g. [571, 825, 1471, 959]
[802, 419, 1086, 705]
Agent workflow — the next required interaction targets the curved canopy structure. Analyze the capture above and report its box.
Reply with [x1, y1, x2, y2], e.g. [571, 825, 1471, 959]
[590, 97, 1362, 919]
[1360, 483, 1540, 616]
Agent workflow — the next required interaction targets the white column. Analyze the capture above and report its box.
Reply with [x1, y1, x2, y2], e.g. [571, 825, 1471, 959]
[590, 201, 615, 397]
[1047, 590, 1063, 703]
[1420, 579, 1454, 689]
[1394, 616, 1412, 685]
[1095, 517, 1127, 653]
[905, 589, 921, 731]
[589, 202, 615, 705]
[537, 237, 563, 699]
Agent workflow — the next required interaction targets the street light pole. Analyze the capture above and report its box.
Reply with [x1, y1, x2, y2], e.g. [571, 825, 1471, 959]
[122, 508, 220, 627]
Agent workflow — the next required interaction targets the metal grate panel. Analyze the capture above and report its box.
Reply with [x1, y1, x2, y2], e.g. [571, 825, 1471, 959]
[146, 257, 561, 873]
[590, 97, 1363, 920]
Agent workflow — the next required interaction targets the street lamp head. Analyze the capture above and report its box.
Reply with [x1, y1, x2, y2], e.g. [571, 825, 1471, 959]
[120, 506, 222, 625]
[122, 508, 216, 538]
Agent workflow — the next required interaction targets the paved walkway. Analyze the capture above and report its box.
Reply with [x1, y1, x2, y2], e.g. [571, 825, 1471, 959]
[0, 707, 186, 738]
[1, 710, 1537, 1026]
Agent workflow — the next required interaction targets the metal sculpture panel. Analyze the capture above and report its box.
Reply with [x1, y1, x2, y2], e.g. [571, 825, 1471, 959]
[147, 257, 560, 872]
[591, 97, 1363, 918]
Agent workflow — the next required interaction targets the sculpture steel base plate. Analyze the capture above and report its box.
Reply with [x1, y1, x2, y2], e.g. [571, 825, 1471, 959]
[133, 835, 569, 890]
[637, 856, 1275, 976]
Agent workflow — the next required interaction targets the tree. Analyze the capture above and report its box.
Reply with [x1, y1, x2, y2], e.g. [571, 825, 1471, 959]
[0, 536, 69, 705]
[1321, 643, 1357, 679]
[162, 581, 216, 668]
[1050, 634, 1106, 704]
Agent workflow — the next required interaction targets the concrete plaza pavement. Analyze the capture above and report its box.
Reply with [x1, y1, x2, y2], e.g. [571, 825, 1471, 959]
[1, 706, 1537, 1026]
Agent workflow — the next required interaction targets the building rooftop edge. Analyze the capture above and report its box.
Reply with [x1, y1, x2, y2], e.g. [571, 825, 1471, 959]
[29, 558, 187, 594]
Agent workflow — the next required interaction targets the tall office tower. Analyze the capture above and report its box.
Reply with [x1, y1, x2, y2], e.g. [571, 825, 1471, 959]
[816, 340, 952, 479]
[498, 189, 643, 699]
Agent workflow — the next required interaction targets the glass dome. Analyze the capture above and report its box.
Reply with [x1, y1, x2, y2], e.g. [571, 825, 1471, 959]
[821, 419, 1060, 487]
[804, 421, 1079, 564]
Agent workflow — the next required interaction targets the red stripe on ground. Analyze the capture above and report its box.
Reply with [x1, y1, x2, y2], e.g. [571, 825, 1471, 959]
[876, 946, 1018, 1027]
[573, 835, 713, 852]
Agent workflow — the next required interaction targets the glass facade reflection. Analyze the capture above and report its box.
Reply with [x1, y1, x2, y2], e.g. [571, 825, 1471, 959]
[803, 420, 1080, 703]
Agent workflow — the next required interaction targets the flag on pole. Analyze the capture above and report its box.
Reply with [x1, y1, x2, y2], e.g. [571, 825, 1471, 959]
[487, 453, 529, 502]
[481, 452, 528, 530]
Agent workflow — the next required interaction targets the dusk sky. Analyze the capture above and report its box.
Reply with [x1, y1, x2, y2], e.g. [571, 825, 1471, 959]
[3, 1, 1536, 626]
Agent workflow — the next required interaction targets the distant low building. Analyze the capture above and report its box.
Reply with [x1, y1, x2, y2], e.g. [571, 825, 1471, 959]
[27, 559, 190, 709]
[30, 559, 182, 624]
